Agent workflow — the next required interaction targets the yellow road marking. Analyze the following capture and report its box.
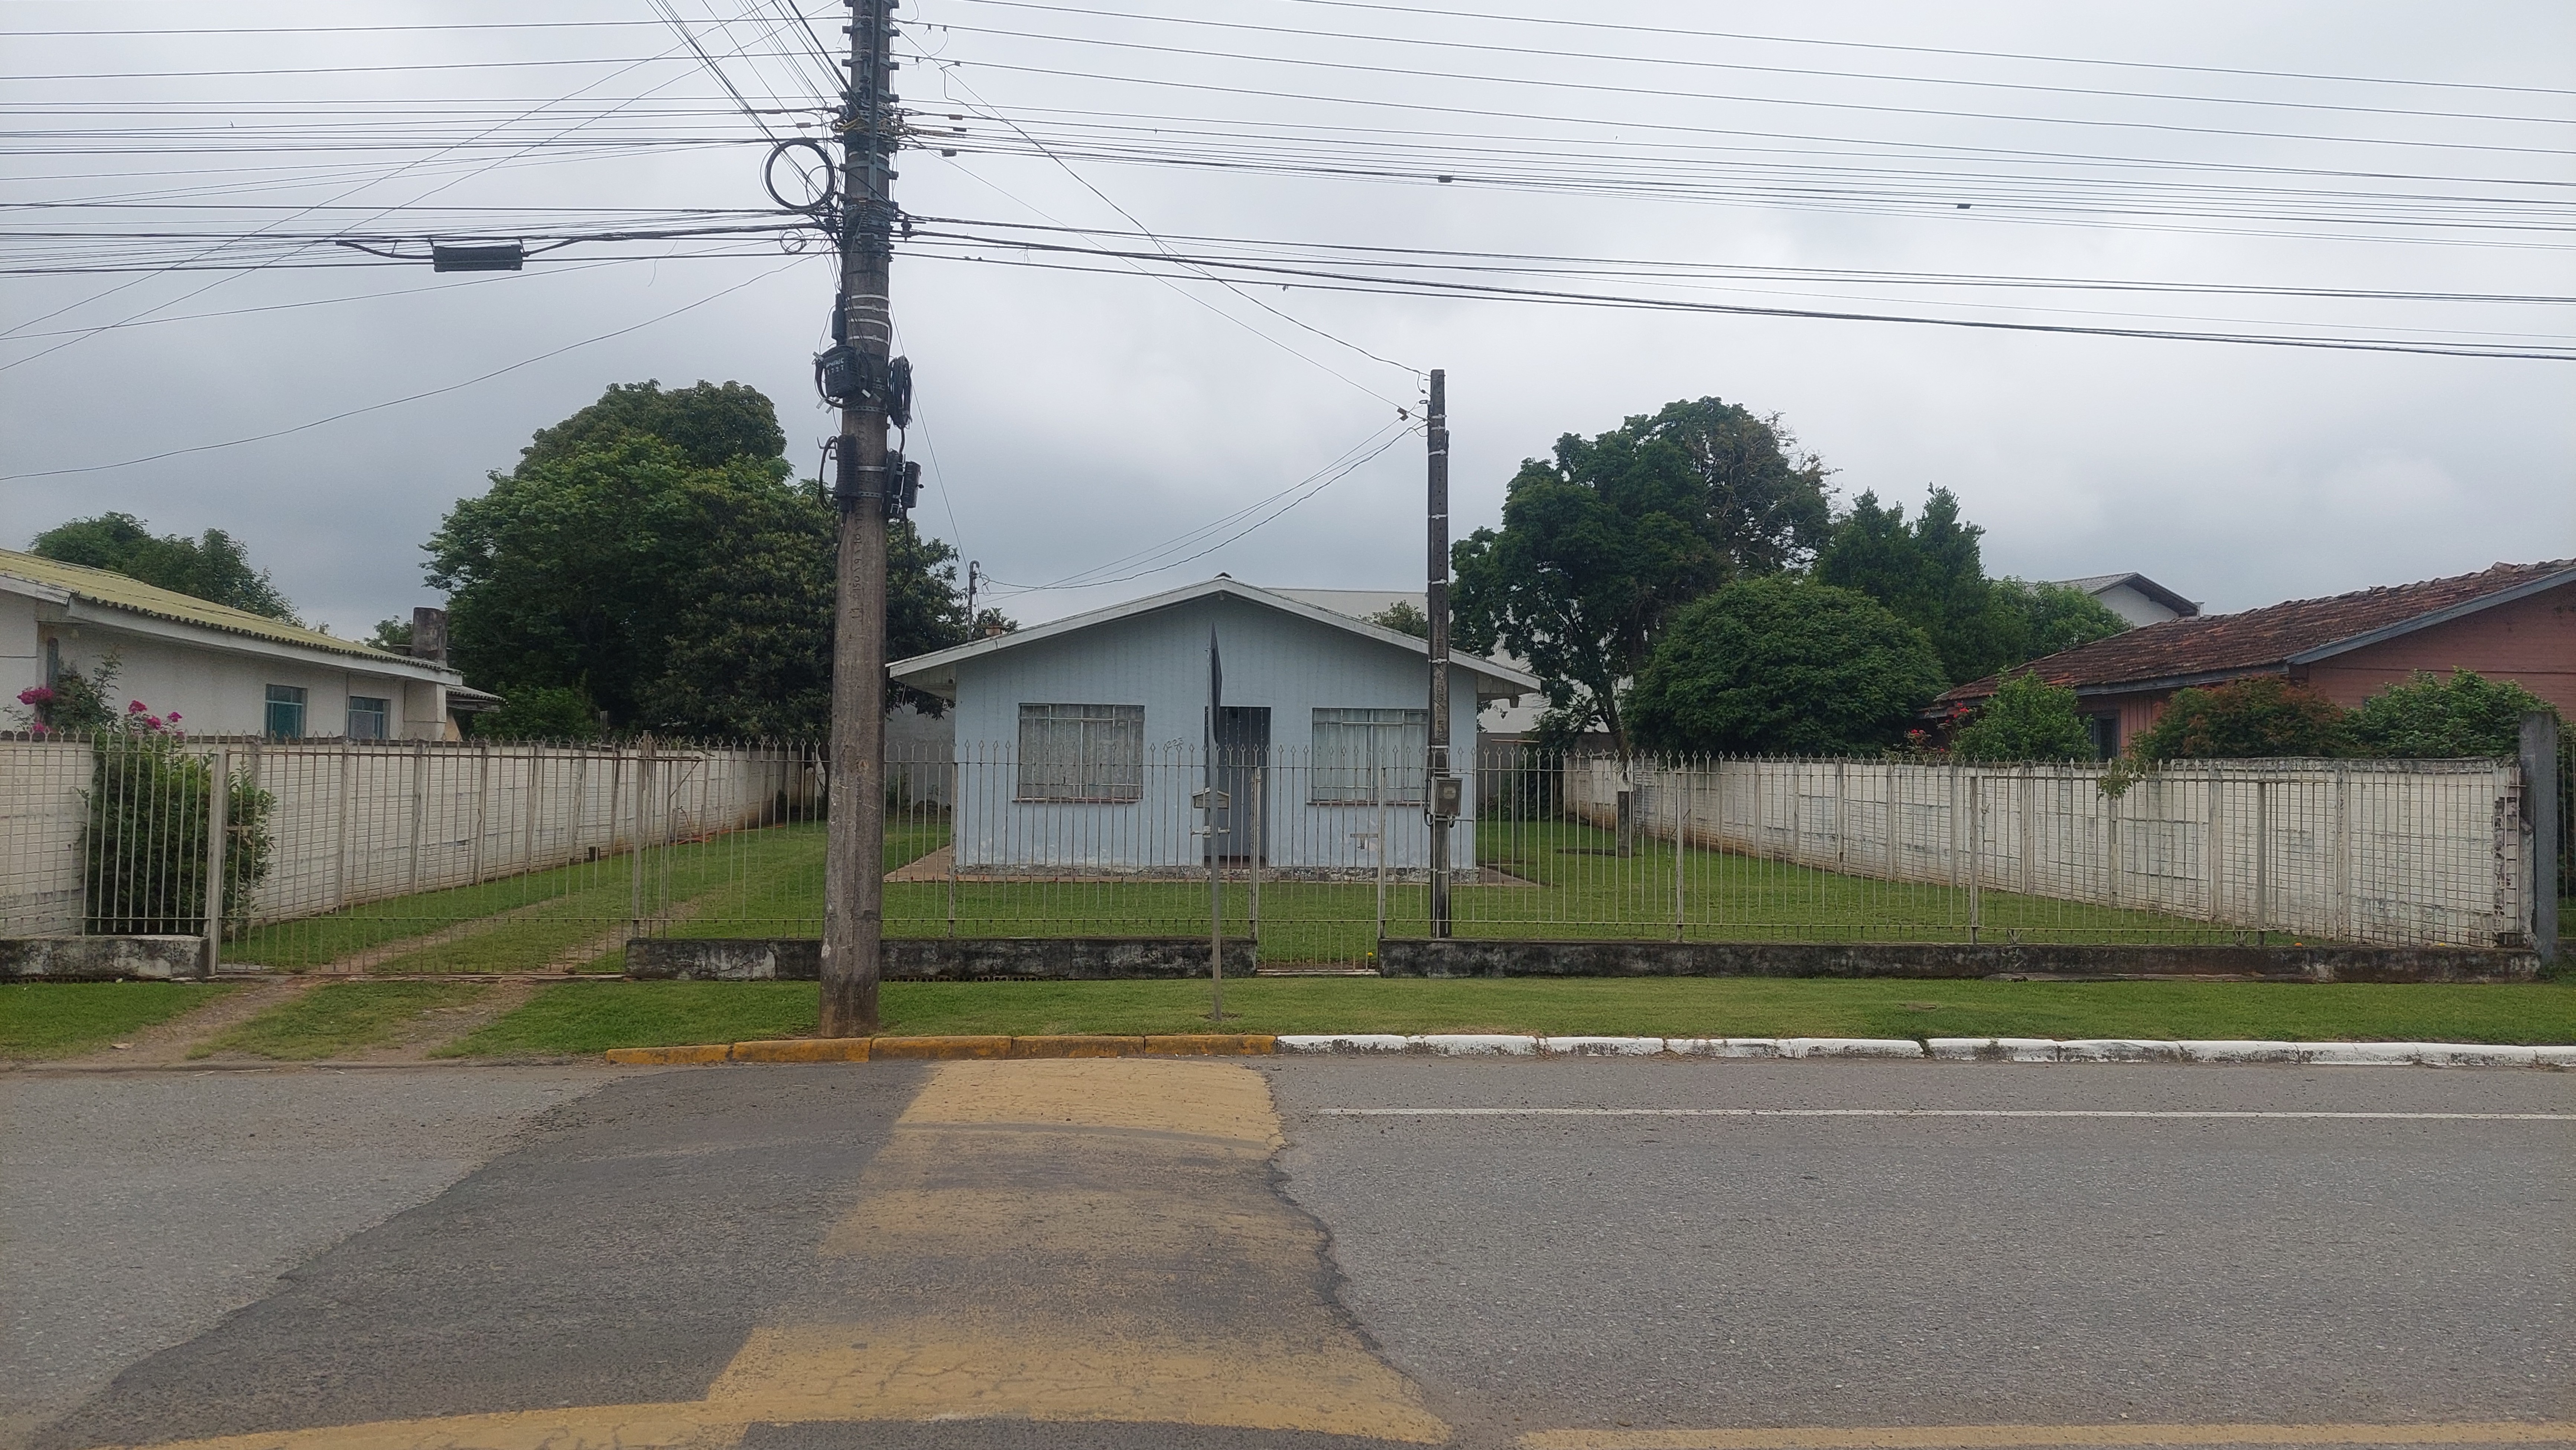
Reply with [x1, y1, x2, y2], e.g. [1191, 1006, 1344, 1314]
[1520, 1423, 2576, 1450]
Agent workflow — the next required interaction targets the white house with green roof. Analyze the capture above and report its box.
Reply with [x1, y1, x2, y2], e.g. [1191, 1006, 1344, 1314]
[0, 548, 468, 740]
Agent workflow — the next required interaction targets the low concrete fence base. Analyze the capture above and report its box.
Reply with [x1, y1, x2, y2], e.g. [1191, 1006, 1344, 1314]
[1, 935, 208, 982]
[625, 936, 1255, 982]
[1376, 939, 2540, 984]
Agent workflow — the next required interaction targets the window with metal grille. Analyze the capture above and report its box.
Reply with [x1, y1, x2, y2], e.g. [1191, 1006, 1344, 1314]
[347, 695, 390, 740]
[264, 684, 308, 739]
[1310, 707, 1427, 804]
[1015, 703, 1145, 802]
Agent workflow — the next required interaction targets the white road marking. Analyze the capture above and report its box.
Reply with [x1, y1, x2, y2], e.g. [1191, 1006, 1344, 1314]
[1317, 1107, 2576, 1121]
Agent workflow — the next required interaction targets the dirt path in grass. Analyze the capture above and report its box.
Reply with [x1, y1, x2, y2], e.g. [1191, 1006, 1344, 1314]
[537, 894, 718, 974]
[319, 894, 594, 974]
[58, 979, 318, 1067]
[332, 981, 548, 1063]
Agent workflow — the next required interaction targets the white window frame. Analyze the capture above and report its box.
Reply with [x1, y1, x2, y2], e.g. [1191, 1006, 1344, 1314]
[264, 684, 308, 739]
[1310, 707, 1427, 805]
[347, 695, 391, 740]
[1015, 703, 1145, 802]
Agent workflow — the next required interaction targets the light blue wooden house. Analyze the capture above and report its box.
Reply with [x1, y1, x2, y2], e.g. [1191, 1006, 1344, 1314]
[887, 577, 1537, 875]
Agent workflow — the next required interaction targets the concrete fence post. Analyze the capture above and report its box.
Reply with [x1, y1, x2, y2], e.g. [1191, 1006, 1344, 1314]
[472, 741, 491, 885]
[1967, 771, 1983, 944]
[1249, 765, 1263, 968]
[406, 739, 427, 896]
[2205, 765, 2224, 923]
[2524, 711, 2561, 966]
[1674, 764, 1688, 943]
[202, 745, 230, 974]
[2255, 775, 2272, 945]
[331, 743, 351, 912]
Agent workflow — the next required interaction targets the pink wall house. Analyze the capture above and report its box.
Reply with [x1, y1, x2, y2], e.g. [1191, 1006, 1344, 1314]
[1940, 560, 2576, 756]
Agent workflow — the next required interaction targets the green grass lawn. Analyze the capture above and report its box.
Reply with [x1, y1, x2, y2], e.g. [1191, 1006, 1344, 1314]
[0, 980, 235, 1060]
[444, 975, 2576, 1056]
[208, 812, 2436, 977]
[699, 818, 2225, 964]
[193, 982, 491, 1060]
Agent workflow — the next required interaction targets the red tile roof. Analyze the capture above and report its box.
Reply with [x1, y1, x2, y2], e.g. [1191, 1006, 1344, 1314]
[1941, 558, 2576, 703]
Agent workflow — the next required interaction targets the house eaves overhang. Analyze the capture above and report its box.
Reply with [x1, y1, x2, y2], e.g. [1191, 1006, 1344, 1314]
[887, 577, 1542, 704]
[2281, 564, 2576, 666]
[29, 590, 462, 685]
[2069, 664, 2292, 700]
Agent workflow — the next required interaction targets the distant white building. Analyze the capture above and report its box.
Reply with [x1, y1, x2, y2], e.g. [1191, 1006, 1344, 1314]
[2052, 572, 2200, 628]
[0, 548, 469, 740]
[888, 577, 1536, 872]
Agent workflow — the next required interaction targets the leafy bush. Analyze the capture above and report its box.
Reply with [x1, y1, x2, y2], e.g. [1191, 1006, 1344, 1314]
[12, 659, 121, 735]
[1627, 576, 1948, 756]
[86, 729, 273, 936]
[2348, 669, 2558, 758]
[2130, 676, 2350, 760]
[1950, 672, 2094, 762]
[470, 684, 602, 741]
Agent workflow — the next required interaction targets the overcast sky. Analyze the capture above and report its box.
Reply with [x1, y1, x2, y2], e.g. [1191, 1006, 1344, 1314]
[3, 0, 2571, 640]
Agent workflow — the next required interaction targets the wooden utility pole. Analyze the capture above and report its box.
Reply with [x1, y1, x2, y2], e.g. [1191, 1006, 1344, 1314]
[1425, 370, 1454, 938]
[820, 0, 900, 1036]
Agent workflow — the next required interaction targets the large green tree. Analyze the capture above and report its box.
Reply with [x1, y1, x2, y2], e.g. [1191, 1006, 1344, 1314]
[426, 380, 972, 737]
[1815, 489, 2126, 684]
[1626, 576, 1947, 756]
[1452, 397, 1834, 758]
[30, 512, 298, 622]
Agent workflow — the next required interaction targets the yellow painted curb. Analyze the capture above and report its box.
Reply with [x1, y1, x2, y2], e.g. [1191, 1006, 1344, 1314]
[733, 1037, 872, 1063]
[1144, 1034, 1279, 1056]
[1009, 1034, 1149, 1058]
[604, 1043, 731, 1065]
[870, 1034, 1016, 1060]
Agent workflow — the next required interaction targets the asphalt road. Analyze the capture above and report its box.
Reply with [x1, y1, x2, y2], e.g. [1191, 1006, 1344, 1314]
[6, 1057, 2571, 1450]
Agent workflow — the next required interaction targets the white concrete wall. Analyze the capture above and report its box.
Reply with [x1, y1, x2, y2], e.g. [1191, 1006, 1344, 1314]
[0, 739, 817, 936]
[16, 618, 448, 740]
[2092, 581, 2188, 627]
[946, 592, 1482, 872]
[1564, 756, 2529, 948]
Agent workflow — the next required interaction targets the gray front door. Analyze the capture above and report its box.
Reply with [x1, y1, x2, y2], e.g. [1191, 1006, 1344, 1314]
[1207, 705, 1270, 864]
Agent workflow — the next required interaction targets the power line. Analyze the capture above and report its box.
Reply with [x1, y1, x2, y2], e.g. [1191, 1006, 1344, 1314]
[1263, 0, 2576, 100]
[980, 421, 1415, 596]
[0, 257, 812, 481]
[909, 24, 2576, 159]
[932, 68, 1419, 393]
[906, 216, 2576, 305]
[900, 229, 2576, 361]
[939, 0, 2576, 127]
[898, 57, 2576, 191]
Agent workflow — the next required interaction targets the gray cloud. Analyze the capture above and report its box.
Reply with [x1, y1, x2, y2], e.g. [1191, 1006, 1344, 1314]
[4, 0, 2569, 644]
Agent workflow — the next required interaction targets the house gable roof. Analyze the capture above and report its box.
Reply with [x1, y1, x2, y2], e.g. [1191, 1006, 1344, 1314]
[1943, 558, 2576, 704]
[0, 547, 451, 674]
[888, 576, 1541, 700]
[2052, 571, 2199, 618]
